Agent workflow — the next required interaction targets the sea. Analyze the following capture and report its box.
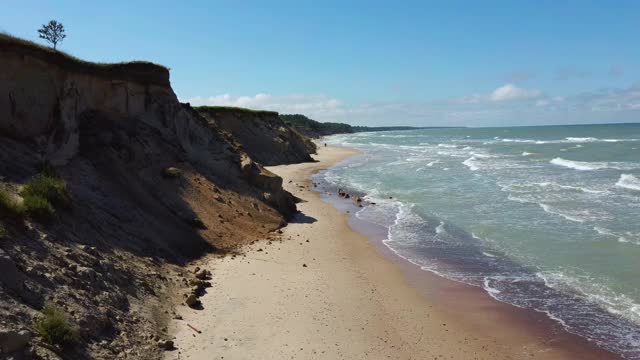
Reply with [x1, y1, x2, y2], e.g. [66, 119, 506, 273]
[316, 123, 640, 358]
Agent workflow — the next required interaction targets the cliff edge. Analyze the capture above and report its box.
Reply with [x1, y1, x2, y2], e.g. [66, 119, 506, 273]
[0, 34, 300, 359]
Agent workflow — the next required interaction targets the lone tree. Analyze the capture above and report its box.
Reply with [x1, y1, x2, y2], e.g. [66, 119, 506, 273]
[38, 20, 66, 50]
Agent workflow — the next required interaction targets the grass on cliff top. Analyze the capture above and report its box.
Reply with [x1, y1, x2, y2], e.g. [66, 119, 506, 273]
[0, 32, 169, 85]
[195, 105, 279, 117]
[35, 304, 79, 347]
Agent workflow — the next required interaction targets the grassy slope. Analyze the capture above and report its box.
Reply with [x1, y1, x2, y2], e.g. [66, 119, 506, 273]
[0, 32, 170, 86]
[195, 106, 279, 117]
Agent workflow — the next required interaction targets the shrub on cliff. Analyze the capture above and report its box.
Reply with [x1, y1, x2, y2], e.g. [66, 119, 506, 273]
[20, 172, 70, 207]
[162, 167, 183, 178]
[0, 187, 24, 218]
[18, 171, 70, 222]
[35, 304, 79, 347]
[22, 194, 55, 222]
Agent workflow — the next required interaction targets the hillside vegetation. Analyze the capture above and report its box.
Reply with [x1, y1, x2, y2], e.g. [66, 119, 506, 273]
[0, 32, 169, 86]
[281, 114, 433, 138]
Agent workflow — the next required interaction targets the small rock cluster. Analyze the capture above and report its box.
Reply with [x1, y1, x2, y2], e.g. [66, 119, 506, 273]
[181, 267, 212, 309]
[337, 188, 368, 207]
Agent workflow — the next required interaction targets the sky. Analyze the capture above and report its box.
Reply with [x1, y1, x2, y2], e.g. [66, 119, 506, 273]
[2, 0, 640, 127]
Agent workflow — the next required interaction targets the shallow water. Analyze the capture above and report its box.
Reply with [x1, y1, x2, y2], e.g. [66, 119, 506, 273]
[319, 123, 640, 358]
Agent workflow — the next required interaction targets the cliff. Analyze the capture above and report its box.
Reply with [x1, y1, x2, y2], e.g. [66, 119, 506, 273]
[197, 106, 316, 165]
[280, 114, 439, 138]
[0, 34, 298, 359]
[280, 114, 354, 138]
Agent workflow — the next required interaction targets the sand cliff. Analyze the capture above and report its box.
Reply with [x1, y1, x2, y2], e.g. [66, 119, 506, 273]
[0, 34, 315, 359]
[197, 106, 316, 166]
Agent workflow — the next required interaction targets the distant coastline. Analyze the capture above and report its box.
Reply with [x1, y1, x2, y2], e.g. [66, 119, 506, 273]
[280, 113, 462, 138]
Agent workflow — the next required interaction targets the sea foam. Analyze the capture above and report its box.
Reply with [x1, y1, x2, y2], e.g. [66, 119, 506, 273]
[462, 156, 479, 171]
[616, 174, 640, 191]
[550, 157, 610, 171]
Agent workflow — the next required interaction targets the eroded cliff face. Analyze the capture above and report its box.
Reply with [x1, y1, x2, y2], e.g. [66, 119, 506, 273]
[0, 37, 297, 359]
[197, 107, 317, 166]
[0, 45, 296, 216]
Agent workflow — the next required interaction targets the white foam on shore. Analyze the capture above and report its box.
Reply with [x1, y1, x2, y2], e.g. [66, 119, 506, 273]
[321, 131, 640, 358]
[483, 277, 502, 295]
[435, 221, 446, 234]
[616, 174, 640, 191]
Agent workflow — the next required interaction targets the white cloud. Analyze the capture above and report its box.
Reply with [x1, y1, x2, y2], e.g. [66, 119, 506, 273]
[181, 84, 640, 127]
[181, 94, 344, 117]
[490, 84, 542, 102]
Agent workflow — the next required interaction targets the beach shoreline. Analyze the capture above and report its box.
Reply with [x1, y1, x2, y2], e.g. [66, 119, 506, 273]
[167, 145, 618, 360]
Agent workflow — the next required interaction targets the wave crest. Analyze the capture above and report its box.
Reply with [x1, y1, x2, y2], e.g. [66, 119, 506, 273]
[616, 174, 640, 191]
[550, 157, 639, 171]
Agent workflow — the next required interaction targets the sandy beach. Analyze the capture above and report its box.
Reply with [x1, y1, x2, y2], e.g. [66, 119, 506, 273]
[167, 145, 616, 360]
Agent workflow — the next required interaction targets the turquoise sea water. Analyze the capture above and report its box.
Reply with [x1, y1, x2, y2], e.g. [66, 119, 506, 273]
[320, 123, 640, 358]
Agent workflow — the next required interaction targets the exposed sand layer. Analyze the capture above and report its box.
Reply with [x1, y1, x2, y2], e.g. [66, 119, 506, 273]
[167, 146, 615, 360]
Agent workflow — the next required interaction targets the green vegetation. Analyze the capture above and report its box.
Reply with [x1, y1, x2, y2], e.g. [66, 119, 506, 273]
[291, 127, 317, 153]
[0, 32, 169, 86]
[0, 187, 23, 218]
[22, 195, 55, 222]
[1, 170, 69, 222]
[195, 106, 279, 117]
[35, 304, 79, 347]
[18, 171, 70, 222]
[162, 167, 183, 178]
[280, 114, 353, 138]
[281, 114, 451, 138]
[0, 223, 6, 239]
[0, 170, 71, 223]
[37, 20, 66, 50]
[20, 172, 69, 206]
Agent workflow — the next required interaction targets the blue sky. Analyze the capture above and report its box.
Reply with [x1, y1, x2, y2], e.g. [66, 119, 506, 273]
[2, 0, 640, 126]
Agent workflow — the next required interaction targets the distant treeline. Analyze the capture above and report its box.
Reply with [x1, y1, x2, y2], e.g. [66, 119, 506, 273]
[280, 114, 457, 138]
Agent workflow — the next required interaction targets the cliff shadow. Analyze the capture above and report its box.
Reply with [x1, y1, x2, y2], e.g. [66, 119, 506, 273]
[289, 211, 317, 224]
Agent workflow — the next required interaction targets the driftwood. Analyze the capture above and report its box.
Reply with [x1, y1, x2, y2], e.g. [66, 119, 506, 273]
[187, 323, 202, 334]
